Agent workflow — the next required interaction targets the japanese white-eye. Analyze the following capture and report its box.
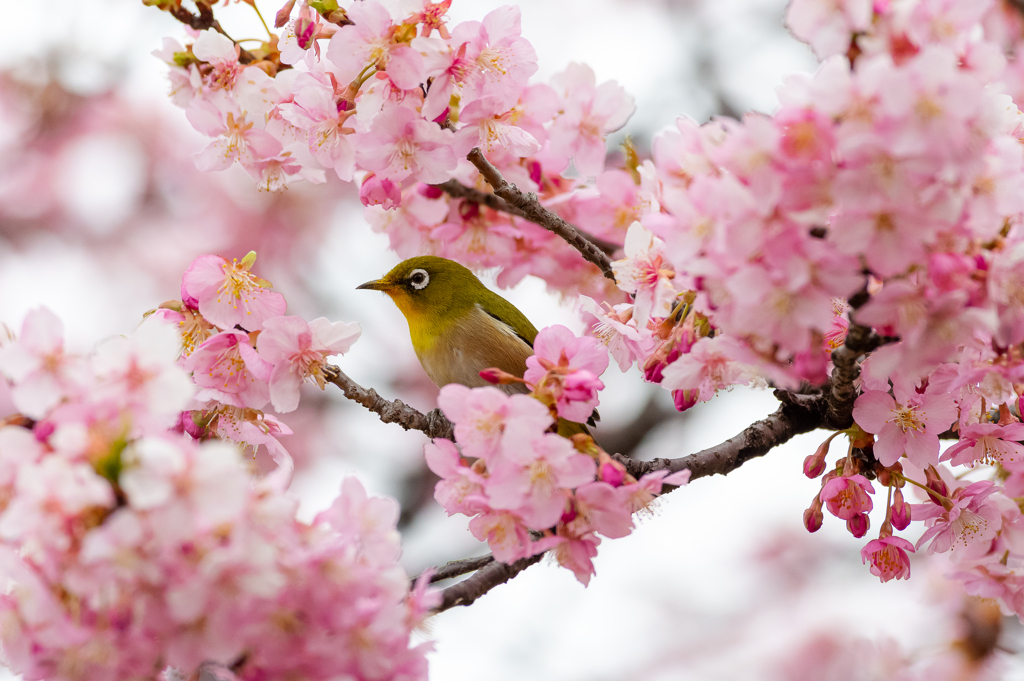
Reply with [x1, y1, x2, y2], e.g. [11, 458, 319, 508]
[357, 256, 590, 436]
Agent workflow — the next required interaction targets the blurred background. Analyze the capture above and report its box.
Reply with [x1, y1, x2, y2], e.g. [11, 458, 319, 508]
[2, 0, 1023, 678]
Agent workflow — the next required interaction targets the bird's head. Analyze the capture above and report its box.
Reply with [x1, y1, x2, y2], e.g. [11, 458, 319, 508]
[357, 256, 482, 326]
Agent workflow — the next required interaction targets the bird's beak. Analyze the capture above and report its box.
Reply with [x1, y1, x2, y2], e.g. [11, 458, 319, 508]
[356, 278, 391, 291]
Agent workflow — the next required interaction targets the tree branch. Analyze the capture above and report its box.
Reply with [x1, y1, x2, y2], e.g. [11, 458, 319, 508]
[436, 553, 544, 612]
[431, 178, 621, 257]
[615, 391, 827, 482]
[466, 148, 617, 279]
[416, 554, 495, 585]
[323, 364, 454, 440]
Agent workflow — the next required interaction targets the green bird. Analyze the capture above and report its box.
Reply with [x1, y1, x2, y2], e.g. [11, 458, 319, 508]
[357, 255, 591, 436]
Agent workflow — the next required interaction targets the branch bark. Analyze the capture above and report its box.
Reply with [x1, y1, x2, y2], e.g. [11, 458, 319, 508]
[431, 178, 621, 257]
[417, 554, 495, 584]
[323, 365, 454, 440]
[466, 148, 617, 279]
[436, 553, 544, 612]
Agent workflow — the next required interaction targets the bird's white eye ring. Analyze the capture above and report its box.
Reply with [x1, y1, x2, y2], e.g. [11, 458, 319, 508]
[408, 269, 430, 290]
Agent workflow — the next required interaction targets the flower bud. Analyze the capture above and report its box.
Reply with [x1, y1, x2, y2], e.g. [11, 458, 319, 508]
[274, 0, 296, 27]
[847, 513, 869, 539]
[672, 388, 698, 412]
[359, 173, 401, 210]
[803, 438, 831, 479]
[924, 465, 949, 499]
[600, 462, 625, 487]
[803, 497, 823, 533]
[478, 367, 523, 385]
[890, 488, 911, 531]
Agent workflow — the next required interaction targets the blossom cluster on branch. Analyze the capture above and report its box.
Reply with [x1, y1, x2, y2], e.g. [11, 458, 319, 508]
[0, 258, 433, 680]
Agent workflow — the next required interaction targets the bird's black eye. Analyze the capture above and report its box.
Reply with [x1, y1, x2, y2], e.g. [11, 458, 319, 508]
[408, 269, 430, 290]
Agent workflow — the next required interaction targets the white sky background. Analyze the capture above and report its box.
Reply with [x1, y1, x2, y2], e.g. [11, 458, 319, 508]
[3, 0, 1024, 679]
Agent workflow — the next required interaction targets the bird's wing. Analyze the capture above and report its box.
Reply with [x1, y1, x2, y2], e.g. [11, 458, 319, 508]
[477, 289, 538, 347]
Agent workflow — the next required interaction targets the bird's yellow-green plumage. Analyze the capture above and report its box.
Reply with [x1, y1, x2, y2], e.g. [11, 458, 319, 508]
[357, 255, 589, 437]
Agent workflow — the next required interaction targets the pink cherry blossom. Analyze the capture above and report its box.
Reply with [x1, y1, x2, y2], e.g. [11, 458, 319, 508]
[453, 96, 540, 157]
[786, 0, 873, 59]
[182, 330, 272, 409]
[0, 307, 84, 418]
[914, 481, 1002, 558]
[326, 1, 426, 90]
[455, 5, 539, 111]
[861, 536, 914, 582]
[354, 105, 456, 184]
[414, 37, 474, 121]
[546, 63, 635, 176]
[523, 324, 609, 423]
[568, 481, 634, 539]
[191, 30, 242, 92]
[611, 221, 678, 327]
[820, 473, 875, 520]
[186, 100, 283, 173]
[181, 253, 287, 332]
[550, 528, 600, 586]
[579, 296, 654, 372]
[423, 438, 487, 516]
[256, 315, 361, 413]
[360, 172, 403, 209]
[852, 388, 958, 468]
[436, 384, 552, 459]
[468, 510, 535, 563]
[660, 336, 752, 403]
[278, 79, 356, 181]
[942, 422, 1024, 468]
[488, 431, 595, 528]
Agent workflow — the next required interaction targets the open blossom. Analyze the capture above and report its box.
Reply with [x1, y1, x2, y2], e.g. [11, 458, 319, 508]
[852, 389, 958, 468]
[436, 384, 552, 459]
[186, 100, 283, 173]
[0, 307, 83, 418]
[551, 528, 601, 586]
[820, 473, 874, 520]
[942, 422, 1024, 468]
[424, 438, 487, 516]
[256, 315, 361, 413]
[354, 105, 457, 184]
[914, 481, 1002, 558]
[468, 510, 536, 563]
[453, 97, 540, 157]
[488, 431, 596, 528]
[579, 296, 654, 372]
[861, 536, 914, 582]
[456, 5, 539, 110]
[181, 253, 287, 332]
[660, 336, 751, 403]
[278, 79, 356, 181]
[611, 222, 678, 327]
[326, 1, 425, 90]
[785, 0, 873, 59]
[524, 325, 609, 423]
[182, 330, 272, 409]
[546, 62, 635, 176]
[191, 30, 242, 92]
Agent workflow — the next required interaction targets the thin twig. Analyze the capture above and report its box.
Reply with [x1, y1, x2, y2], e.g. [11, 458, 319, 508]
[466, 148, 616, 279]
[323, 365, 454, 440]
[416, 554, 495, 585]
[436, 553, 544, 612]
[431, 179, 621, 256]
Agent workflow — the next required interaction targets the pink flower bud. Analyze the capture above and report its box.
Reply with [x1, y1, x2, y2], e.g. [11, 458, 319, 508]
[924, 465, 949, 499]
[672, 388, 698, 412]
[847, 513, 869, 539]
[803, 506, 823, 533]
[561, 504, 577, 524]
[274, 0, 296, 27]
[890, 488, 911, 530]
[419, 184, 444, 199]
[431, 107, 451, 124]
[803, 439, 831, 478]
[359, 173, 402, 210]
[527, 159, 542, 185]
[600, 462, 624, 487]
[478, 367, 523, 385]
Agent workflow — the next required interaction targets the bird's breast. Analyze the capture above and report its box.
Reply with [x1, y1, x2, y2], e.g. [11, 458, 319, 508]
[415, 304, 533, 395]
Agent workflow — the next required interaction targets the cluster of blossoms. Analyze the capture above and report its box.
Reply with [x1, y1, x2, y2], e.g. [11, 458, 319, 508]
[0, 258, 434, 680]
[154, 0, 635, 297]
[426, 325, 688, 584]
[148, 0, 1024, 633]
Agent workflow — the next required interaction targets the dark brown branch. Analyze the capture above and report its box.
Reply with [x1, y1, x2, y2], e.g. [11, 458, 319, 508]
[431, 179, 621, 257]
[615, 391, 827, 482]
[417, 554, 495, 584]
[323, 364, 454, 440]
[436, 553, 544, 612]
[467, 148, 616, 279]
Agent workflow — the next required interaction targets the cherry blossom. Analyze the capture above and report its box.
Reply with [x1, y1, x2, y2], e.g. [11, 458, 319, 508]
[181, 252, 287, 332]
[0, 307, 82, 418]
[611, 221, 678, 327]
[523, 325, 609, 423]
[861, 536, 915, 582]
[852, 388, 958, 468]
[354, 105, 457, 184]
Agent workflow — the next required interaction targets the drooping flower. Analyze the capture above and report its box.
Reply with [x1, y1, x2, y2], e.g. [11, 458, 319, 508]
[861, 535, 914, 582]
[660, 336, 752, 403]
[820, 473, 875, 520]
